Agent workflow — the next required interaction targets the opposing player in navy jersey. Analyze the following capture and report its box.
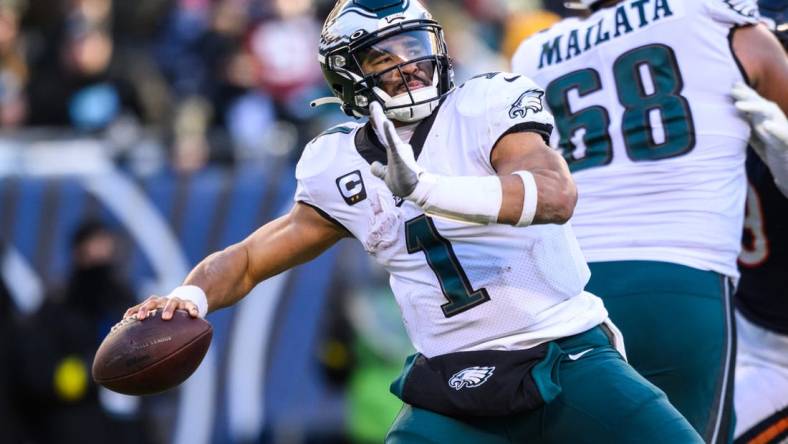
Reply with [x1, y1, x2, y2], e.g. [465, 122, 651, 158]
[122, 1, 702, 442]
[732, 1, 788, 442]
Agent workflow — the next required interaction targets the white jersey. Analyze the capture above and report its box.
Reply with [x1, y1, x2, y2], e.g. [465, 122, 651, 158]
[294, 73, 607, 358]
[512, 0, 760, 278]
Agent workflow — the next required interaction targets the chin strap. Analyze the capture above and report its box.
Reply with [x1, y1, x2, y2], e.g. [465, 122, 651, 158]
[310, 97, 344, 108]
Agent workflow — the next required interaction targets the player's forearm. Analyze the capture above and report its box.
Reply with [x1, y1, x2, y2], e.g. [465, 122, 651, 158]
[531, 152, 578, 224]
[131, 205, 344, 320]
[497, 169, 576, 225]
[410, 168, 575, 227]
[181, 214, 325, 313]
[496, 143, 577, 225]
[182, 243, 256, 313]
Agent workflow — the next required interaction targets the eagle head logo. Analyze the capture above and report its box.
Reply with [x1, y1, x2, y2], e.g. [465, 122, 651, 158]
[448, 366, 495, 390]
[509, 89, 544, 119]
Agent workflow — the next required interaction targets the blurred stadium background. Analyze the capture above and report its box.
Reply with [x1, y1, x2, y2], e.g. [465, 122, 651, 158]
[0, 1, 576, 443]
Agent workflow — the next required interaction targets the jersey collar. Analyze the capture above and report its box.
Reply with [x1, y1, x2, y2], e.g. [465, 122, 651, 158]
[354, 100, 443, 166]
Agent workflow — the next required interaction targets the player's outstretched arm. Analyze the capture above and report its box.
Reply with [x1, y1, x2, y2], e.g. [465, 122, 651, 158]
[125, 202, 348, 320]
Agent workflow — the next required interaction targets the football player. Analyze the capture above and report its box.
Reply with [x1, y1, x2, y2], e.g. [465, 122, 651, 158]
[126, 1, 701, 442]
[732, 1, 788, 442]
[511, 0, 788, 442]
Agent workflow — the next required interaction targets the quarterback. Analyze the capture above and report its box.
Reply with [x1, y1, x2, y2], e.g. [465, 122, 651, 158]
[126, 1, 701, 442]
[512, 0, 788, 442]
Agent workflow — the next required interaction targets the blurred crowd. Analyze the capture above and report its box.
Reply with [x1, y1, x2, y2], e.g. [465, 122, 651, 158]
[0, 0, 571, 171]
[1, 222, 153, 444]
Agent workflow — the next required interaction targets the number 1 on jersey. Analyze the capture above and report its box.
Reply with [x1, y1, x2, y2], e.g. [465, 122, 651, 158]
[405, 215, 490, 317]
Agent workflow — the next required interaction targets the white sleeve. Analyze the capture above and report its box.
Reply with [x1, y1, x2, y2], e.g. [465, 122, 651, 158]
[293, 138, 357, 234]
[293, 142, 332, 213]
[293, 180, 313, 205]
[293, 142, 319, 206]
[481, 74, 555, 164]
[703, 0, 760, 26]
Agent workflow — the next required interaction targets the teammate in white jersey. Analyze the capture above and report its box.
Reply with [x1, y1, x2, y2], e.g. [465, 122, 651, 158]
[125, 1, 701, 442]
[512, 0, 788, 442]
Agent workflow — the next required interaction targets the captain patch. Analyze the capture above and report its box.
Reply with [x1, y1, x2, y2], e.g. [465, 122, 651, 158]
[336, 170, 367, 206]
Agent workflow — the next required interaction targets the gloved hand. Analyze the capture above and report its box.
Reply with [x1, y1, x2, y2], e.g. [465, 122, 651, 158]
[369, 102, 428, 201]
[367, 102, 504, 224]
[732, 82, 788, 196]
[732, 82, 788, 153]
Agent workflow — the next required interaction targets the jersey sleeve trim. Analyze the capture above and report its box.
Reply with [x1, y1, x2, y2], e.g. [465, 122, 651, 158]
[297, 201, 354, 237]
[489, 122, 554, 170]
[727, 26, 753, 86]
[498, 121, 554, 145]
[489, 121, 554, 169]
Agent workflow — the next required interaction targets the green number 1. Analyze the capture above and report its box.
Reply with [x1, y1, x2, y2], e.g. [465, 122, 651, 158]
[546, 44, 695, 172]
[405, 215, 490, 317]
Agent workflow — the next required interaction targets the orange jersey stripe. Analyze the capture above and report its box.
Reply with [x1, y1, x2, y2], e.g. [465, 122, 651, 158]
[748, 417, 788, 444]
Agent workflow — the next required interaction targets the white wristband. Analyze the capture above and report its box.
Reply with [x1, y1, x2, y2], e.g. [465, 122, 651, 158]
[168, 285, 208, 318]
[513, 171, 538, 227]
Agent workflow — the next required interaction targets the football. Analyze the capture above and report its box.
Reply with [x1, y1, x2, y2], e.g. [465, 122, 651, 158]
[92, 309, 213, 396]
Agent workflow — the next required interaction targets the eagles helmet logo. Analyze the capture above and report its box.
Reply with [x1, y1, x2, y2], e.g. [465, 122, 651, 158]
[509, 89, 544, 119]
[448, 366, 495, 390]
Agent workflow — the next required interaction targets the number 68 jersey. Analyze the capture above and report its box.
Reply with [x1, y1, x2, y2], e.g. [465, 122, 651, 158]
[512, 0, 760, 278]
[294, 74, 607, 358]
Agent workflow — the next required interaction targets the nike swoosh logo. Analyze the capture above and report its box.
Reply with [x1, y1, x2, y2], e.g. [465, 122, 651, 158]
[568, 348, 593, 361]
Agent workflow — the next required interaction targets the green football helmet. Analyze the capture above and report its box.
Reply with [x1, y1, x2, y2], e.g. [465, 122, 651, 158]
[316, 0, 454, 122]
